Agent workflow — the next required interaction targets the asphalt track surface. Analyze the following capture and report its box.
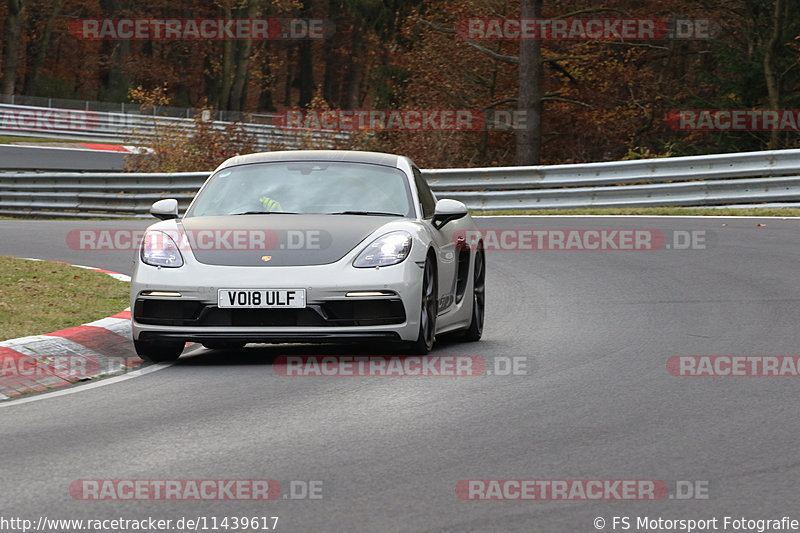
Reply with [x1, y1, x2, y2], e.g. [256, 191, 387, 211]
[1, 216, 800, 532]
[0, 145, 127, 170]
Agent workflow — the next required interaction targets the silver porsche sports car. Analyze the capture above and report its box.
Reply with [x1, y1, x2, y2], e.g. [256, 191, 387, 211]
[130, 150, 485, 362]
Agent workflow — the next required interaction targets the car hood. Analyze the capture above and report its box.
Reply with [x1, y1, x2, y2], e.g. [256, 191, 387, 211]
[179, 214, 397, 266]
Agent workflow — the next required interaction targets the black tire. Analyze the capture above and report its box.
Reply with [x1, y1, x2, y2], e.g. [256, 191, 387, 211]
[134, 339, 184, 363]
[406, 257, 438, 354]
[461, 248, 485, 342]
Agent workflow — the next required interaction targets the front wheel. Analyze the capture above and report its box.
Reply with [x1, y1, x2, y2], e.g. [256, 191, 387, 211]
[460, 249, 485, 342]
[134, 339, 184, 363]
[406, 258, 438, 354]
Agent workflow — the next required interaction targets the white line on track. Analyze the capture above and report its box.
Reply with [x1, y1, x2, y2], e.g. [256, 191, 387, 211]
[0, 362, 173, 408]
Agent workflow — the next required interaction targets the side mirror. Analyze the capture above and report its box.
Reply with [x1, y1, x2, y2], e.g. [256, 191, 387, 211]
[150, 199, 179, 220]
[432, 199, 468, 229]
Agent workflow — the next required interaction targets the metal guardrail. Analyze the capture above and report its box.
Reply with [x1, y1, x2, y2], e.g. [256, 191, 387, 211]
[444, 175, 800, 210]
[0, 93, 251, 121]
[425, 149, 800, 190]
[1, 149, 800, 217]
[0, 103, 349, 151]
[0, 171, 205, 217]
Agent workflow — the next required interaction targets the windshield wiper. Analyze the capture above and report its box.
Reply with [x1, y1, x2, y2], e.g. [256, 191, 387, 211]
[232, 211, 299, 215]
[329, 210, 404, 217]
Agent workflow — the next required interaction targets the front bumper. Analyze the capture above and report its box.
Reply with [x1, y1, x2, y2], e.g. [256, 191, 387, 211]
[137, 331, 402, 344]
[134, 297, 406, 327]
[131, 261, 423, 343]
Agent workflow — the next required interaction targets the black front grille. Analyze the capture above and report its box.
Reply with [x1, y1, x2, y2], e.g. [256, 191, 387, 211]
[134, 299, 204, 324]
[321, 299, 406, 325]
[202, 307, 327, 327]
[134, 298, 406, 327]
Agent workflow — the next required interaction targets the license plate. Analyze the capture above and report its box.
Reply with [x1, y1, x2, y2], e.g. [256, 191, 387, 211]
[218, 289, 306, 308]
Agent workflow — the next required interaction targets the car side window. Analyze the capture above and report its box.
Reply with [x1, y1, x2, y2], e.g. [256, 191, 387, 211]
[413, 167, 437, 219]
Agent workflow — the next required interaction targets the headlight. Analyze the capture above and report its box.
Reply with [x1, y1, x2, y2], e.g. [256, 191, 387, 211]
[353, 231, 412, 268]
[141, 230, 184, 268]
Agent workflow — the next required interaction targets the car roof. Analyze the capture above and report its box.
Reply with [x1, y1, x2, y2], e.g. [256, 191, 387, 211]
[215, 150, 404, 172]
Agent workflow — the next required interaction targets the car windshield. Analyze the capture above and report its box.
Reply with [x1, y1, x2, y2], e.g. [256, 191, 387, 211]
[185, 161, 414, 218]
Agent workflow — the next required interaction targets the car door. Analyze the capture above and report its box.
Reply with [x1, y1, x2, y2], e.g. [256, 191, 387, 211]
[413, 167, 459, 315]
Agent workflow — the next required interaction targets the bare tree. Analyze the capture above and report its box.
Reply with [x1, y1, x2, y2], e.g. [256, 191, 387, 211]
[297, 0, 315, 107]
[764, 0, 785, 149]
[218, 1, 234, 110]
[229, 0, 261, 111]
[1, 0, 26, 95]
[516, 0, 543, 165]
[24, 0, 64, 96]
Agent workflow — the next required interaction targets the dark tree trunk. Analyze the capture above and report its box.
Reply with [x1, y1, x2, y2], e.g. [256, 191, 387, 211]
[1, 0, 26, 95]
[515, 0, 542, 165]
[764, 0, 784, 149]
[295, 0, 315, 107]
[99, 0, 131, 101]
[284, 44, 294, 107]
[229, 0, 260, 112]
[258, 55, 273, 111]
[219, 3, 235, 110]
[297, 39, 314, 107]
[25, 0, 63, 96]
[345, 29, 364, 108]
[322, 0, 342, 107]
